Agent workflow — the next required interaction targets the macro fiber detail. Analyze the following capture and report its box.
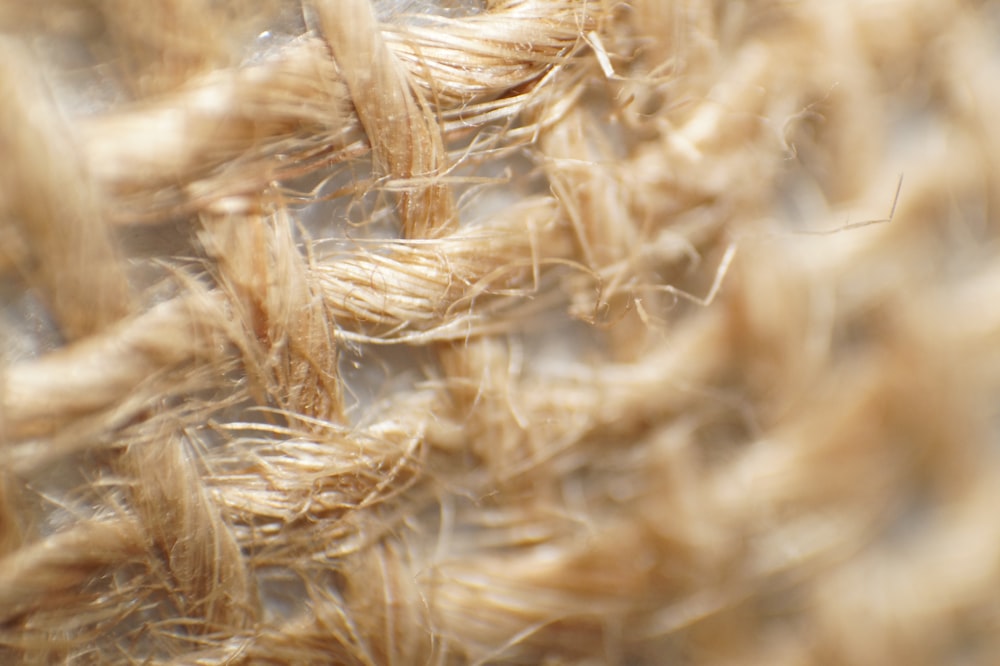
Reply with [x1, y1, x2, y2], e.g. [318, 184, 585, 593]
[2, 0, 1000, 664]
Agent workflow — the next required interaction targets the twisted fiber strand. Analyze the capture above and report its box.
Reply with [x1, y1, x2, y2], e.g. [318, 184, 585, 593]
[83, 0, 599, 226]
[0, 40, 130, 339]
[3, 0, 1000, 664]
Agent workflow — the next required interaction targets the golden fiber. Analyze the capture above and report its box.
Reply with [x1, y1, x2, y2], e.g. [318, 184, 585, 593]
[2, 0, 1000, 663]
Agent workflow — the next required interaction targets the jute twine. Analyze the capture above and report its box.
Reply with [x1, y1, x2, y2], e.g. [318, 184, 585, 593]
[2, 0, 1000, 663]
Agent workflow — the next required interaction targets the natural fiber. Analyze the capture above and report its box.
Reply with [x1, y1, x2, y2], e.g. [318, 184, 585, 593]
[3, 0, 1000, 663]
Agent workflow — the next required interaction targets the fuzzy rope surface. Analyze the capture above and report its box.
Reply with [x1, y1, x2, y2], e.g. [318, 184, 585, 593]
[2, 0, 1000, 663]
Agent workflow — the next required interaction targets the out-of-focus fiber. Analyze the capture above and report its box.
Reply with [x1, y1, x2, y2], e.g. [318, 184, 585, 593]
[2, 0, 1000, 663]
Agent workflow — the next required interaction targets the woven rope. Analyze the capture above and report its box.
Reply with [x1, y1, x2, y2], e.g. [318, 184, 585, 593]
[3, 0, 1000, 663]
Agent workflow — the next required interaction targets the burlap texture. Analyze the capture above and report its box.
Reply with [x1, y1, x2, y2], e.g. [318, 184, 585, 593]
[2, 1, 1000, 663]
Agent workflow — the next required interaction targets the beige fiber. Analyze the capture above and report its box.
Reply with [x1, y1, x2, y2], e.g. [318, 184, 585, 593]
[3, 0, 1000, 663]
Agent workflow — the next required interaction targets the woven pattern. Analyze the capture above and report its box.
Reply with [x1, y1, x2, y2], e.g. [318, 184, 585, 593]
[3, 0, 1000, 663]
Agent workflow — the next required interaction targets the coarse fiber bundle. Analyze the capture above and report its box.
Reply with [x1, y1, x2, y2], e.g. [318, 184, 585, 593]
[2, 0, 1000, 663]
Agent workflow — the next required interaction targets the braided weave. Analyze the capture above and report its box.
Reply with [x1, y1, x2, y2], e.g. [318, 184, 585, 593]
[2, 0, 1000, 663]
